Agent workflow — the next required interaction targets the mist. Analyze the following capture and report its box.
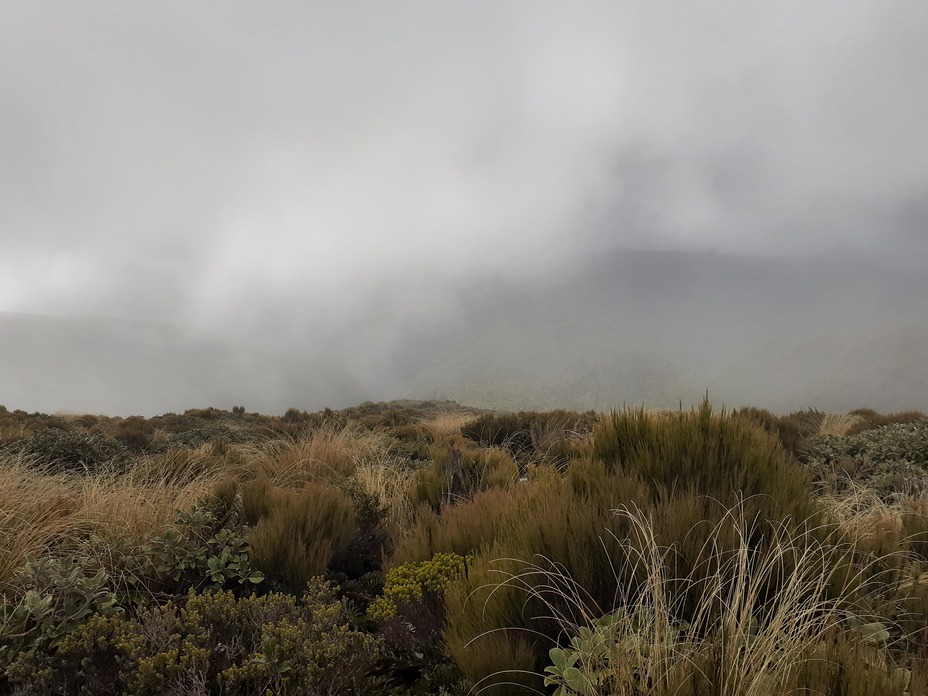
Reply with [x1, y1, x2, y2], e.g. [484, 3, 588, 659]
[2, 2, 927, 415]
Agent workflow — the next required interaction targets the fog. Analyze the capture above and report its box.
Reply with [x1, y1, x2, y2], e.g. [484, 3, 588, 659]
[2, 2, 927, 415]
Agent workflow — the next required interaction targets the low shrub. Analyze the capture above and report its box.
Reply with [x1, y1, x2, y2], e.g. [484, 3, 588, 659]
[12, 429, 130, 474]
[4, 579, 383, 695]
[411, 436, 519, 509]
[245, 479, 357, 592]
[0, 556, 121, 669]
[144, 505, 264, 595]
[368, 552, 470, 622]
[848, 409, 927, 436]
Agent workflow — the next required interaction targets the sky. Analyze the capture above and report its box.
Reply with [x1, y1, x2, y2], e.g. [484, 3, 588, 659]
[1, 2, 927, 413]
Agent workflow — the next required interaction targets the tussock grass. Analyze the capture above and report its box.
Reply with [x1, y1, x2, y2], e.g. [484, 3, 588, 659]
[0, 450, 221, 589]
[421, 412, 478, 442]
[354, 455, 417, 539]
[253, 423, 391, 489]
[467, 501, 904, 695]
[818, 412, 864, 436]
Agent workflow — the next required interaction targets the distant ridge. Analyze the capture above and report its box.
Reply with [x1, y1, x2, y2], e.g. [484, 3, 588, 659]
[0, 312, 366, 416]
[401, 250, 928, 414]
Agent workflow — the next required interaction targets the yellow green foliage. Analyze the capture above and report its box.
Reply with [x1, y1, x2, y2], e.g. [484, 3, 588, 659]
[368, 552, 470, 621]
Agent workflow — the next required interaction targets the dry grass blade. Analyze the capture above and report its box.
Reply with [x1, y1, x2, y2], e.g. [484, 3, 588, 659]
[421, 412, 478, 442]
[475, 499, 895, 696]
[255, 423, 390, 489]
[818, 413, 864, 437]
[354, 456, 417, 538]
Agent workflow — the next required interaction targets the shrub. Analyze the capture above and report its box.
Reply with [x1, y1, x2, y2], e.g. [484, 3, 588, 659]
[369, 553, 469, 660]
[0, 556, 121, 669]
[13, 429, 130, 474]
[593, 402, 817, 524]
[245, 480, 357, 592]
[5, 579, 383, 695]
[411, 436, 519, 509]
[848, 409, 927, 436]
[368, 552, 470, 622]
[811, 419, 928, 468]
[145, 505, 264, 595]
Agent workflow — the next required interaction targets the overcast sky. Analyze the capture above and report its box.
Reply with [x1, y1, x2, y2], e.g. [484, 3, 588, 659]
[1, 1, 926, 340]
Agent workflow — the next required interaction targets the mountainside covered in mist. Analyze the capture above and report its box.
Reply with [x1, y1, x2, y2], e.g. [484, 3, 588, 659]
[400, 250, 928, 413]
[0, 312, 366, 416]
[2, 251, 926, 416]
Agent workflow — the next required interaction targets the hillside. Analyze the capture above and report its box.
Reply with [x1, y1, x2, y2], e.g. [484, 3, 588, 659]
[0, 312, 366, 416]
[402, 250, 928, 413]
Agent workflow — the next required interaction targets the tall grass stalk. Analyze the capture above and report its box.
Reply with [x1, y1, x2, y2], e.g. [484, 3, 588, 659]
[0, 451, 221, 589]
[254, 423, 390, 489]
[473, 500, 897, 695]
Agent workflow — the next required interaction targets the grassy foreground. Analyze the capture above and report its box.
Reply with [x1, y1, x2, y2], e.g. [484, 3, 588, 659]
[1, 400, 927, 695]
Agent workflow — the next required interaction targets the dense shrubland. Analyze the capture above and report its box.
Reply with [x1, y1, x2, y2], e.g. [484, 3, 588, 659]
[0, 400, 926, 694]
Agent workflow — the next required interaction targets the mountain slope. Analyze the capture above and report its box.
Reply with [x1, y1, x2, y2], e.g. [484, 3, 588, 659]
[0, 312, 366, 416]
[402, 250, 928, 413]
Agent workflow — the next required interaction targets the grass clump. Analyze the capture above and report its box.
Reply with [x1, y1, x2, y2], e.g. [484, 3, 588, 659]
[440, 404, 827, 690]
[244, 478, 357, 592]
[412, 435, 519, 509]
[593, 401, 817, 523]
[526, 503, 916, 696]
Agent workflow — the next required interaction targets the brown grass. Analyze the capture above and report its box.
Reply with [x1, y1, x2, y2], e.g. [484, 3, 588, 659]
[353, 455, 417, 539]
[420, 412, 477, 442]
[818, 412, 864, 436]
[0, 450, 222, 589]
[253, 424, 390, 489]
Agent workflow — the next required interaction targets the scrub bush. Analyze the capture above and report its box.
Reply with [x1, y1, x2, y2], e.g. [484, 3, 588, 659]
[13, 429, 130, 474]
[245, 479, 357, 592]
[4, 579, 383, 696]
[441, 405, 825, 690]
[411, 436, 519, 509]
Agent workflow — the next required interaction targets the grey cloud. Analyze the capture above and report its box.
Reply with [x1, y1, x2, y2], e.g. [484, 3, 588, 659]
[1, 2, 927, 413]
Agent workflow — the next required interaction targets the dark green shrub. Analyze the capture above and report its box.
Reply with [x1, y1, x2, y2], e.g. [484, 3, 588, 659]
[245, 480, 357, 592]
[5, 579, 383, 696]
[0, 557, 121, 670]
[808, 418, 928, 500]
[14, 428, 130, 473]
[145, 506, 264, 595]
